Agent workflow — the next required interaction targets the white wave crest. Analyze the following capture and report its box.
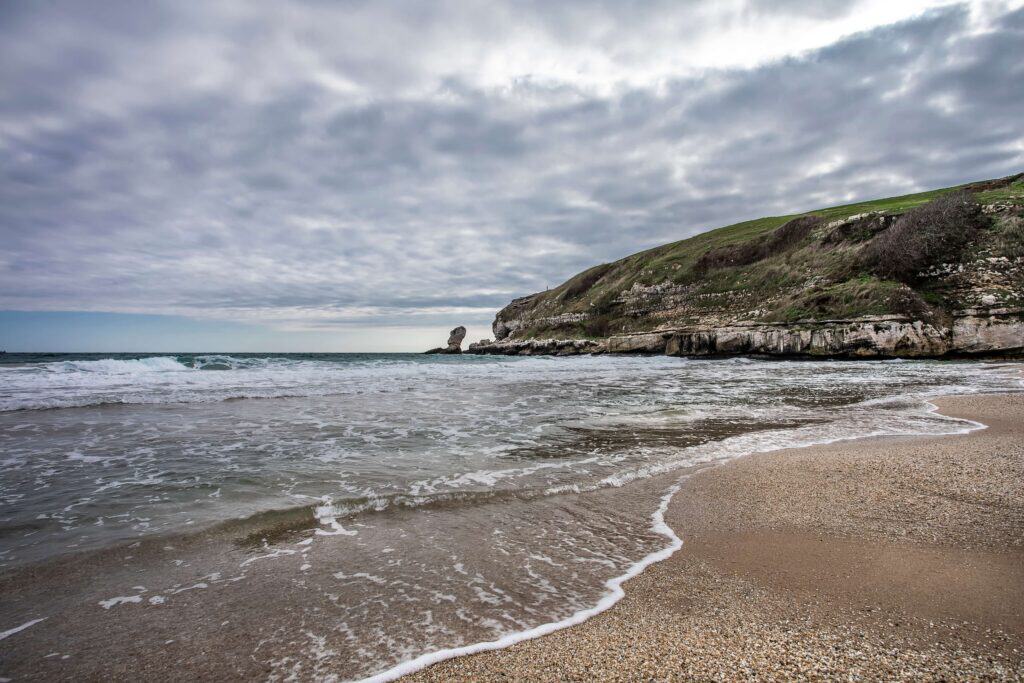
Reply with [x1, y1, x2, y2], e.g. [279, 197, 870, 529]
[53, 356, 191, 374]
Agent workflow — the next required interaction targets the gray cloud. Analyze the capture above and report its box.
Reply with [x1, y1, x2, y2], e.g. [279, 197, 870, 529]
[1, 1, 1022, 332]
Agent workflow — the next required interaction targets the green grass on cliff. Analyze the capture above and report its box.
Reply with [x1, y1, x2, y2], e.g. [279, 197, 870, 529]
[506, 173, 1024, 339]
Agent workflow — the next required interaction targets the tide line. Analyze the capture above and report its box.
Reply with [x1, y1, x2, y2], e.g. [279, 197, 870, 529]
[355, 481, 684, 683]
[0, 617, 47, 642]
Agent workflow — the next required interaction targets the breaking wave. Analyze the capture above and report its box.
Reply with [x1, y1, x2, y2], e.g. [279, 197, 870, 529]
[0, 353, 503, 411]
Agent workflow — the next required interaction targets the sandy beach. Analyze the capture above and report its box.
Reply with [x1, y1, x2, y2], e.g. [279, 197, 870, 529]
[410, 391, 1024, 681]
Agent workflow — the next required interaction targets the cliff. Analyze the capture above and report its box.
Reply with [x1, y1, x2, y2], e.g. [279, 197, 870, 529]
[470, 175, 1024, 358]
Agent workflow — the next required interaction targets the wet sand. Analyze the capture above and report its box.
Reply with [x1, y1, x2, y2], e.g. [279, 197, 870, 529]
[410, 392, 1024, 681]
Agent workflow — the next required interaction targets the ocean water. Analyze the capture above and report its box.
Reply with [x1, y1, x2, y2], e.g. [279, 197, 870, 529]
[0, 352, 1020, 679]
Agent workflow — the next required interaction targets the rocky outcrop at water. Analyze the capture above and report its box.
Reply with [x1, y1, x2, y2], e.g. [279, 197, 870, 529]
[468, 337, 605, 356]
[425, 326, 467, 354]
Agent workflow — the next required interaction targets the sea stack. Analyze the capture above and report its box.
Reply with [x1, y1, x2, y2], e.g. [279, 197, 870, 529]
[425, 325, 466, 354]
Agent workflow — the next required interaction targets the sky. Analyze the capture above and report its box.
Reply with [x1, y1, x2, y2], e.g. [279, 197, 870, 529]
[1, 0, 1022, 352]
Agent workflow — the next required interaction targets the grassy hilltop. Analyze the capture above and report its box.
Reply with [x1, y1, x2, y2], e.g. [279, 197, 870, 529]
[494, 174, 1024, 341]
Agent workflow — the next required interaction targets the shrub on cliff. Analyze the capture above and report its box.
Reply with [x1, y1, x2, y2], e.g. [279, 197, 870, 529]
[888, 286, 947, 327]
[862, 191, 984, 283]
[580, 313, 613, 338]
[560, 263, 614, 301]
[695, 215, 822, 272]
[996, 214, 1024, 258]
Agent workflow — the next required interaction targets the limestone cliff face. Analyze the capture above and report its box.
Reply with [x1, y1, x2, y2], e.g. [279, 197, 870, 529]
[470, 176, 1024, 358]
[469, 308, 1024, 358]
[660, 309, 1023, 357]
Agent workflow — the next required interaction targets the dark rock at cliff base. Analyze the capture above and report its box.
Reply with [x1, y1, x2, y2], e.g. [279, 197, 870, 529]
[425, 326, 467, 354]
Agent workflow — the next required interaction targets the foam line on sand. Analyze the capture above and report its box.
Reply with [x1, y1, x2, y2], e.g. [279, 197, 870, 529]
[355, 483, 683, 683]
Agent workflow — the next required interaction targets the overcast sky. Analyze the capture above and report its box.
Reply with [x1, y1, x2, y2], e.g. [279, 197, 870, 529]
[1, 0, 1022, 351]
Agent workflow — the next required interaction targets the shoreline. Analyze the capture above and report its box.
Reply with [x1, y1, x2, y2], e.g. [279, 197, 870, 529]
[405, 388, 1024, 681]
[361, 484, 684, 683]
[366, 400, 989, 681]
[360, 394, 1001, 681]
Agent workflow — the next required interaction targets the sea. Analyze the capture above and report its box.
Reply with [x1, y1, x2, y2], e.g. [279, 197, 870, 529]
[0, 352, 1020, 680]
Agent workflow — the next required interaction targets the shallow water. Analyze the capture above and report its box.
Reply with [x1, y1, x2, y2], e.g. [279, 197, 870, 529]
[0, 353, 1020, 679]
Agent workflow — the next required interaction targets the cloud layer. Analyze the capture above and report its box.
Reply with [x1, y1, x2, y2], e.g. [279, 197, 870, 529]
[2, 1, 1022, 334]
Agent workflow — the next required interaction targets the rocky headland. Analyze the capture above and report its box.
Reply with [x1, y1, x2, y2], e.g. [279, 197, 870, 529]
[469, 175, 1024, 358]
